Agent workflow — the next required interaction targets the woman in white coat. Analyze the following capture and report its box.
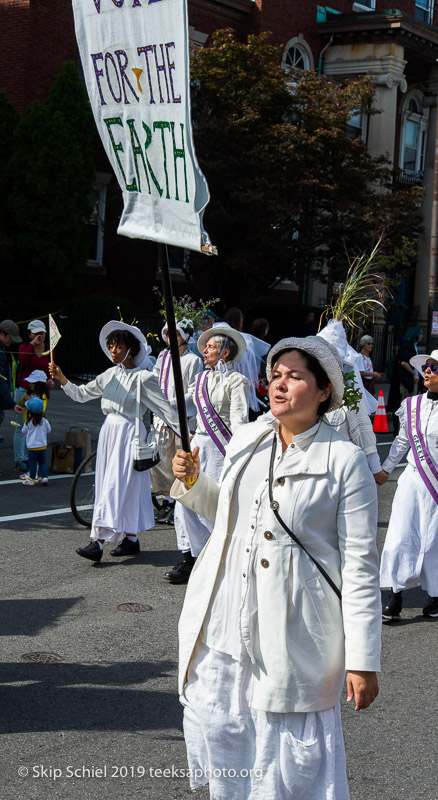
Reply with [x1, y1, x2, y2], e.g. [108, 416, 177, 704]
[50, 321, 179, 563]
[166, 324, 250, 583]
[171, 336, 381, 799]
[380, 349, 438, 620]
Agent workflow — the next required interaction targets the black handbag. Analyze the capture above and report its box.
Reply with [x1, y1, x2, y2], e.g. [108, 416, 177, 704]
[133, 376, 160, 472]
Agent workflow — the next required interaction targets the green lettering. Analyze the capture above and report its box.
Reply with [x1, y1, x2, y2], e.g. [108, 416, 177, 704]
[104, 117, 138, 192]
[153, 121, 171, 199]
[170, 122, 189, 202]
[142, 122, 163, 196]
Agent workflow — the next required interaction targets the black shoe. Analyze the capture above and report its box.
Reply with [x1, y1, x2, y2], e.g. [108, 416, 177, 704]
[152, 492, 164, 511]
[156, 500, 175, 523]
[164, 561, 194, 584]
[76, 541, 102, 562]
[382, 590, 402, 620]
[422, 596, 438, 617]
[110, 537, 140, 557]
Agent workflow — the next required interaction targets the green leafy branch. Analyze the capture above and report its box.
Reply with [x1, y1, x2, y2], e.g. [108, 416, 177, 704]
[153, 288, 219, 330]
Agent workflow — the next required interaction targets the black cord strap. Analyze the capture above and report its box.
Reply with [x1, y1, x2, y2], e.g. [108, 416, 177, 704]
[268, 435, 341, 601]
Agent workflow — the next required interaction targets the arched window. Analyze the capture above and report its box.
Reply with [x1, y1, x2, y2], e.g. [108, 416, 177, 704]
[282, 36, 314, 74]
[399, 89, 429, 179]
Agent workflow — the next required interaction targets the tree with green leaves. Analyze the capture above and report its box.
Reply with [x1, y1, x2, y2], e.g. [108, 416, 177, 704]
[185, 29, 423, 313]
[1, 61, 95, 315]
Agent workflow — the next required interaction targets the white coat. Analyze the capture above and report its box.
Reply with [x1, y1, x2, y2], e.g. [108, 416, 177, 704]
[172, 416, 381, 714]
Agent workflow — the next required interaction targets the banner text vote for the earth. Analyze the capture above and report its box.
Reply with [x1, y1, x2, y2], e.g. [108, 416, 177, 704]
[72, 0, 215, 253]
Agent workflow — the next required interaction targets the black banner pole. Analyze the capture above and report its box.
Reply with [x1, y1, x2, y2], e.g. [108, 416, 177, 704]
[158, 242, 192, 454]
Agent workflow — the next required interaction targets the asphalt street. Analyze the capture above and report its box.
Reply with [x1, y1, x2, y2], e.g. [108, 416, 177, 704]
[0, 386, 436, 800]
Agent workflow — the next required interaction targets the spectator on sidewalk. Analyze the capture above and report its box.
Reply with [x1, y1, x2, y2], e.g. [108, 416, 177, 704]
[14, 320, 52, 473]
[0, 320, 23, 433]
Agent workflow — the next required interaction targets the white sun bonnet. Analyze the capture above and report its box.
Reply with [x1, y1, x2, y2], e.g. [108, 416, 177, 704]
[197, 323, 247, 363]
[266, 335, 344, 412]
[99, 321, 148, 367]
[410, 349, 438, 374]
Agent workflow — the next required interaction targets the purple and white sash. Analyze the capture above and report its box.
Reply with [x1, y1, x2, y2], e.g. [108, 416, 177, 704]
[407, 394, 438, 503]
[195, 371, 231, 456]
[159, 350, 172, 400]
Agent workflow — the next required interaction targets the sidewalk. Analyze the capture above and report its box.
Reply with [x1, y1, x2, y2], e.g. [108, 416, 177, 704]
[0, 385, 103, 479]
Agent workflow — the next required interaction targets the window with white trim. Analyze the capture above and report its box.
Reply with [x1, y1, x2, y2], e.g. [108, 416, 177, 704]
[353, 0, 376, 10]
[399, 91, 429, 180]
[282, 36, 314, 74]
[346, 110, 368, 142]
[87, 184, 107, 270]
[415, 0, 434, 24]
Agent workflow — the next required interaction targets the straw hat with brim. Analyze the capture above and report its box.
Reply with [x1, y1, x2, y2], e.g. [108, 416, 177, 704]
[99, 321, 148, 368]
[25, 370, 48, 384]
[266, 336, 344, 413]
[197, 324, 247, 363]
[410, 349, 438, 374]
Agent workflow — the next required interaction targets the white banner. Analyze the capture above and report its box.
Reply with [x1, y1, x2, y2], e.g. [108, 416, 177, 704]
[72, 0, 215, 254]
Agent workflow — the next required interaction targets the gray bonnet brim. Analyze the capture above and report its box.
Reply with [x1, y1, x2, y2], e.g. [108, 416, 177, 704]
[266, 336, 344, 412]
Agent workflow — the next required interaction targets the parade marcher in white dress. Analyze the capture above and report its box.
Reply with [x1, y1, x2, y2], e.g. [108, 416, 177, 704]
[150, 318, 202, 524]
[166, 324, 249, 584]
[50, 321, 179, 563]
[380, 349, 438, 620]
[171, 336, 381, 799]
[318, 320, 386, 484]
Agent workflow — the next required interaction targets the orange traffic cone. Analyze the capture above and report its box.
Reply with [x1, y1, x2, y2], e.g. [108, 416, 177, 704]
[373, 390, 389, 433]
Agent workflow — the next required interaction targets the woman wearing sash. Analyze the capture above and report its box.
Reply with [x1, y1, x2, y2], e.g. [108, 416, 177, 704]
[171, 336, 381, 799]
[165, 324, 249, 584]
[380, 350, 438, 620]
[150, 319, 202, 524]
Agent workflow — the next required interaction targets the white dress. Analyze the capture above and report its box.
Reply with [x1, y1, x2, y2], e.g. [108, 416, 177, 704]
[149, 348, 202, 495]
[63, 365, 178, 543]
[174, 362, 249, 556]
[380, 394, 438, 595]
[182, 427, 349, 799]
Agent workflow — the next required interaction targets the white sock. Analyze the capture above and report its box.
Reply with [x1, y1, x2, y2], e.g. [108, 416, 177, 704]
[95, 541, 103, 550]
[126, 535, 138, 542]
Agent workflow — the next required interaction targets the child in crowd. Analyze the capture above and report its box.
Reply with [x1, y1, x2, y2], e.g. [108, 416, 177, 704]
[18, 370, 50, 479]
[21, 397, 51, 486]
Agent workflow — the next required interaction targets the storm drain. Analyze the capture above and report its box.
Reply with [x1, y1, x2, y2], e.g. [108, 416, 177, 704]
[117, 603, 152, 613]
[21, 652, 64, 664]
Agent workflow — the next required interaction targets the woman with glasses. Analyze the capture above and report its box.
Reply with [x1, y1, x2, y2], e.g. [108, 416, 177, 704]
[379, 350, 438, 620]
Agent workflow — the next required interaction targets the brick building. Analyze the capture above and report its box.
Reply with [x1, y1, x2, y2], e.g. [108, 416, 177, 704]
[2, 0, 438, 345]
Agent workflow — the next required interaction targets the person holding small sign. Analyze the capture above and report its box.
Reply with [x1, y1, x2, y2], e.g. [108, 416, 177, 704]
[50, 321, 180, 563]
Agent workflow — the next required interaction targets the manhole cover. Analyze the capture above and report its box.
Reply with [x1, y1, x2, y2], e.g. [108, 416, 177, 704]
[117, 602, 152, 613]
[21, 652, 64, 664]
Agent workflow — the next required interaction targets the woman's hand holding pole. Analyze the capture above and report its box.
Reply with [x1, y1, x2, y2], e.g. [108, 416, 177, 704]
[48, 363, 68, 387]
[172, 447, 200, 488]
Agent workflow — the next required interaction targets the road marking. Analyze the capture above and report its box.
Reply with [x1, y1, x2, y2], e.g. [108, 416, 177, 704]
[0, 473, 95, 487]
[0, 505, 93, 523]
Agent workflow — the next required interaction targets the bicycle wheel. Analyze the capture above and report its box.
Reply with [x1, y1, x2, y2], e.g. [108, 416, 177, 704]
[70, 452, 97, 527]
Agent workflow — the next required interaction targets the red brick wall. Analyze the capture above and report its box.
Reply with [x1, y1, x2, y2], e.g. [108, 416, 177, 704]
[0, 0, 78, 113]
